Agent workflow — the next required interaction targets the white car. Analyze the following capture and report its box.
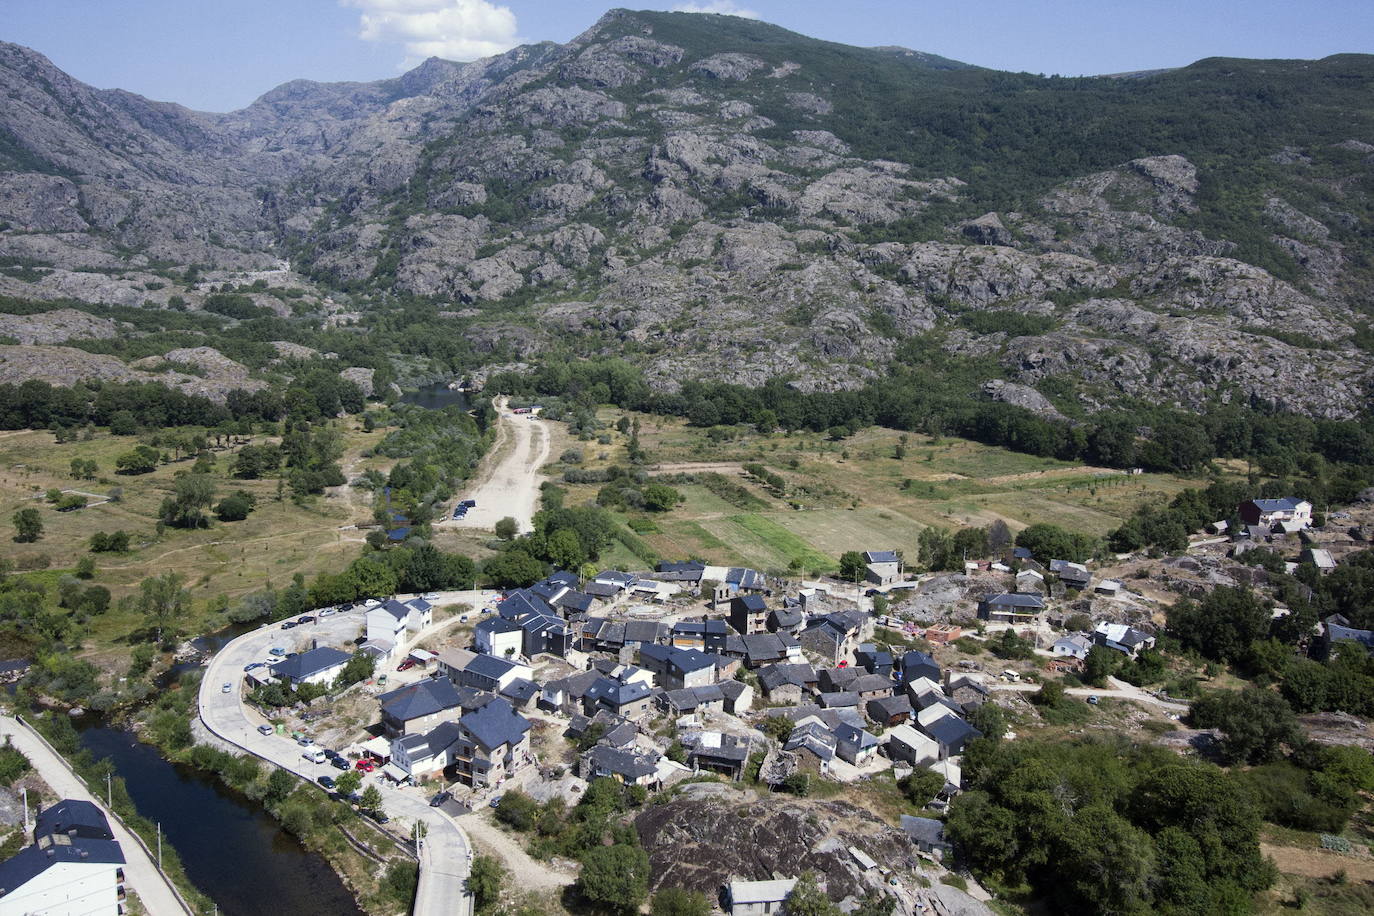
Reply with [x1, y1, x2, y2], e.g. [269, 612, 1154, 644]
[221, 682, 232, 693]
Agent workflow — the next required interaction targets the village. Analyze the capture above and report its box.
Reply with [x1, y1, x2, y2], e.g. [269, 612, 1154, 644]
[200, 491, 1374, 914]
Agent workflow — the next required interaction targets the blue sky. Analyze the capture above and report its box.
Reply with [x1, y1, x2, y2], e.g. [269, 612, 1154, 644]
[4, 1, 1372, 112]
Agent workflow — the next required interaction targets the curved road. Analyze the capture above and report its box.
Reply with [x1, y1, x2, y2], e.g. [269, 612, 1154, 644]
[0, 715, 193, 916]
[197, 601, 488, 916]
[441, 398, 549, 535]
[992, 675, 1190, 712]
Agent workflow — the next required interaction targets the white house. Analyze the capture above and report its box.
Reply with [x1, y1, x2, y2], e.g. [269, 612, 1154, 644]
[366, 598, 433, 646]
[885, 723, 939, 767]
[474, 616, 523, 659]
[724, 878, 797, 916]
[1052, 633, 1093, 660]
[0, 800, 125, 916]
[1239, 498, 1313, 530]
[269, 646, 352, 688]
[1092, 622, 1156, 658]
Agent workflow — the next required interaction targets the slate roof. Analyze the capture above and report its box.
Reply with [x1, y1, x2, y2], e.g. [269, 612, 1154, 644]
[270, 646, 351, 681]
[1327, 617, 1374, 653]
[656, 561, 706, 582]
[741, 632, 792, 663]
[785, 722, 837, 761]
[33, 800, 112, 841]
[768, 607, 803, 629]
[545, 669, 601, 698]
[0, 837, 125, 893]
[819, 691, 861, 708]
[866, 695, 912, 720]
[623, 620, 667, 645]
[379, 677, 464, 722]
[459, 696, 530, 751]
[584, 745, 657, 780]
[594, 570, 638, 586]
[1252, 497, 1307, 511]
[500, 678, 540, 704]
[467, 653, 522, 680]
[734, 594, 767, 613]
[476, 616, 522, 637]
[585, 677, 652, 708]
[900, 815, 948, 848]
[864, 550, 900, 564]
[725, 567, 765, 589]
[757, 663, 816, 692]
[584, 581, 620, 598]
[498, 590, 554, 620]
[923, 715, 981, 749]
[834, 722, 879, 751]
[982, 593, 1045, 609]
[673, 620, 729, 637]
[849, 674, 896, 694]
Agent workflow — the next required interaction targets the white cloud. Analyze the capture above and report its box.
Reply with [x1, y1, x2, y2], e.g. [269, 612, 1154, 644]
[343, 0, 519, 62]
[671, 2, 760, 19]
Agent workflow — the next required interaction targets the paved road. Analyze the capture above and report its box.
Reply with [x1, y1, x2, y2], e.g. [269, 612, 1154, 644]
[440, 397, 549, 535]
[0, 715, 193, 916]
[197, 602, 480, 916]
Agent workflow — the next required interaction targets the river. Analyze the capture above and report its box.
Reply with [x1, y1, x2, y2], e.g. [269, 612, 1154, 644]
[77, 722, 365, 916]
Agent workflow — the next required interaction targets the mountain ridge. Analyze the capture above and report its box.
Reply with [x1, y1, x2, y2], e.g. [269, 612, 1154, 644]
[0, 9, 1372, 420]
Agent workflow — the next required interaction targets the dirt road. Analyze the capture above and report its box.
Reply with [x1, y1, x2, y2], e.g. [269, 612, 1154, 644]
[442, 398, 550, 535]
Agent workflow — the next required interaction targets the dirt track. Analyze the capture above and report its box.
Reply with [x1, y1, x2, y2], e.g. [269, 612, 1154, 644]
[442, 397, 549, 535]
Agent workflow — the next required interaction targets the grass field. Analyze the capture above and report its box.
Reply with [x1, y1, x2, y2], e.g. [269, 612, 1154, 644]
[555, 409, 1202, 573]
[0, 424, 394, 657]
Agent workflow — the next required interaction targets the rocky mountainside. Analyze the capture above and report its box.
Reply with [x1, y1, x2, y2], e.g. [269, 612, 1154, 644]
[1, 9, 1372, 417]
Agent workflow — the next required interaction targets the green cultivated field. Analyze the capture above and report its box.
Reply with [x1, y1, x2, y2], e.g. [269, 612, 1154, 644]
[563, 410, 1199, 573]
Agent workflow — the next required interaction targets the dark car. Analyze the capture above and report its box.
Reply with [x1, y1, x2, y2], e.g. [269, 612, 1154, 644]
[371, 811, 389, 824]
[318, 775, 336, 790]
[281, 621, 296, 630]
[429, 791, 452, 808]
[340, 603, 354, 612]
[297, 615, 314, 624]
[330, 757, 349, 770]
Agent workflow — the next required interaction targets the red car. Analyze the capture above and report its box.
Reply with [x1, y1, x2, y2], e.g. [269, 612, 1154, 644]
[355, 759, 376, 772]
[397, 659, 416, 672]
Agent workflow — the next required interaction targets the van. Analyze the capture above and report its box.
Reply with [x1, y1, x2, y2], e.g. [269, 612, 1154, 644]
[302, 748, 326, 765]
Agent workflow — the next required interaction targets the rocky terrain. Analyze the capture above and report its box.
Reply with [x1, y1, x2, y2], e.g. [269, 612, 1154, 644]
[634, 783, 989, 912]
[1, 9, 1372, 416]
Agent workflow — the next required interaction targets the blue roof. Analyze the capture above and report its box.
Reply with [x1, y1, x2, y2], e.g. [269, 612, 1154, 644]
[477, 616, 522, 636]
[270, 646, 351, 681]
[460, 697, 530, 750]
[586, 677, 652, 707]
[1252, 497, 1306, 511]
[500, 678, 540, 703]
[864, 551, 900, 564]
[734, 594, 767, 612]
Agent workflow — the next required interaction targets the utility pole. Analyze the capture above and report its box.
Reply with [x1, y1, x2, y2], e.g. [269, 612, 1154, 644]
[157, 822, 162, 869]
[21, 787, 28, 833]
[106, 772, 112, 809]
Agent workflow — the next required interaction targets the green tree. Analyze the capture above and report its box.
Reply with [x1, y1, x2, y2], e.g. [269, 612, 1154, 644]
[335, 769, 362, 797]
[11, 508, 42, 543]
[968, 702, 1007, 742]
[468, 854, 506, 913]
[1167, 586, 1271, 662]
[1053, 805, 1156, 914]
[1082, 646, 1120, 686]
[136, 572, 189, 643]
[546, 527, 587, 570]
[264, 768, 296, 804]
[838, 551, 867, 582]
[642, 483, 681, 512]
[783, 872, 840, 916]
[1015, 523, 1098, 563]
[578, 844, 650, 914]
[483, 549, 544, 588]
[899, 768, 945, 806]
[494, 516, 518, 540]
[334, 651, 375, 689]
[160, 473, 215, 528]
[652, 887, 711, 916]
[1189, 688, 1300, 765]
[360, 785, 383, 814]
[214, 491, 255, 522]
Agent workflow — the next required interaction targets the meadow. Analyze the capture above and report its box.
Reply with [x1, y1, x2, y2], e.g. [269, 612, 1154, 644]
[554, 411, 1200, 573]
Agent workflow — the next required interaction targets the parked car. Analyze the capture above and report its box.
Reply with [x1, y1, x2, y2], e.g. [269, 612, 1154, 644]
[397, 659, 416, 672]
[330, 757, 349, 771]
[296, 735, 313, 747]
[489, 794, 504, 809]
[257, 724, 274, 736]
[355, 759, 375, 772]
[340, 603, 354, 611]
[302, 749, 326, 765]
[297, 616, 314, 624]
[242, 662, 261, 672]
[281, 621, 296, 630]
[372, 811, 389, 824]
[459, 615, 469, 623]
[221, 682, 232, 694]
[318, 775, 336, 790]
[269, 647, 286, 657]
[1087, 696, 1100, 705]
[429, 791, 452, 808]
